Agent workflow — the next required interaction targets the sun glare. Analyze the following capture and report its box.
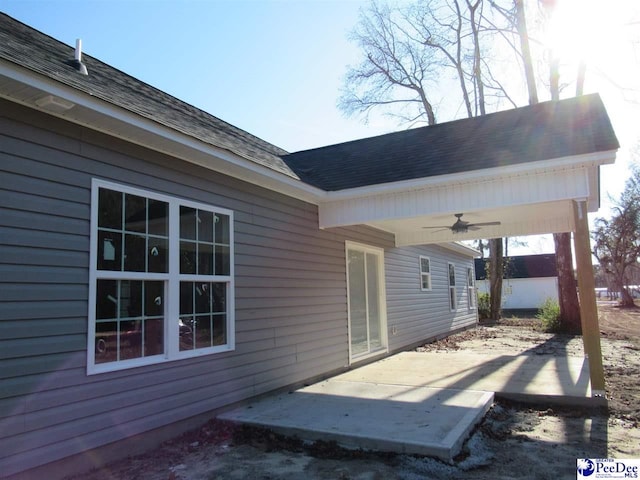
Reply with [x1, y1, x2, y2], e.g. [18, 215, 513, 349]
[546, 0, 604, 67]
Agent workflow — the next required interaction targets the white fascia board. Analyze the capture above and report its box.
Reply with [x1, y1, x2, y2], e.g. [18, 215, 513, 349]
[0, 61, 327, 204]
[324, 150, 618, 202]
[320, 167, 593, 229]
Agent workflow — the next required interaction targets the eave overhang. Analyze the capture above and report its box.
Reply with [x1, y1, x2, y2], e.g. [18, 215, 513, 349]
[0, 59, 617, 249]
[0, 60, 327, 204]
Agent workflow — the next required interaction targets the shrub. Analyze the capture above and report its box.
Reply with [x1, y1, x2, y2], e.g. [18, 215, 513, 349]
[537, 298, 561, 333]
[477, 293, 491, 320]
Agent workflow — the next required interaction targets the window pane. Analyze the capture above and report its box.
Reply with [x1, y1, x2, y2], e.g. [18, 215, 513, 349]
[195, 283, 211, 314]
[180, 206, 197, 240]
[198, 243, 214, 275]
[119, 320, 142, 360]
[421, 257, 430, 273]
[198, 210, 214, 243]
[449, 264, 455, 286]
[195, 315, 213, 348]
[125, 194, 146, 233]
[215, 213, 230, 244]
[120, 280, 142, 318]
[215, 245, 230, 275]
[180, 241, 196, 274]
[144, 318, 164, 356]
[98, 188, 122, 229]
[212, 283, 226, 312]
[145, 281, 164, 317]
[96, 280, 117, 319]
[148, 199, 168, 236]
[97, 231, 122, 271]
[180, 282, 194, 315]
[148, 238, 168, 273]
[95, 321, 117, 364]
[179, 316, 194, 351]
[213, 314, 226, 345]
[421, 275, 430, 290]
[124, 234, 146, 272]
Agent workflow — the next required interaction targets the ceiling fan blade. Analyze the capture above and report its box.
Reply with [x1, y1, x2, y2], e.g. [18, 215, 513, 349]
[422, 226, 452, 229]
[468, 221, 501, 227]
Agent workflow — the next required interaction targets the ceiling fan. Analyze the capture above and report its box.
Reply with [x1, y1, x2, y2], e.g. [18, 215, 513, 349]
[423, 213, 501, 234]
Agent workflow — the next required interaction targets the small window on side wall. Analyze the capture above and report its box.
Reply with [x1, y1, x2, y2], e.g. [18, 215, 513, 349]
[448, 262, 456, 311]
[419, 256, 431, 291]
[467, 267, 476, 309]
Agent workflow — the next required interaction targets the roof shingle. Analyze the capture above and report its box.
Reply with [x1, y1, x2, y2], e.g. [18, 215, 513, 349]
[0, 13, 297, 179]
[282, 94, 619, 191]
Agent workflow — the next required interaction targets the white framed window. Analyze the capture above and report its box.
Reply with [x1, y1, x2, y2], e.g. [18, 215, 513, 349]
[448, 262, 457, 311]
[88, 179, 234, 374]
[467, 267, 476, 309]
[419, 256, 432, 291]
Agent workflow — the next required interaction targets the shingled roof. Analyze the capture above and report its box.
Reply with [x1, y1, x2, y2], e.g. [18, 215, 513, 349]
[475, 254, 559, 280]
[0, 13, 297, 179]
[282, 94, 619, 191]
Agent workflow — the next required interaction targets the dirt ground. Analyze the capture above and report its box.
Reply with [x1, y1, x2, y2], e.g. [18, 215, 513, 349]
[68, 302, 640, 480]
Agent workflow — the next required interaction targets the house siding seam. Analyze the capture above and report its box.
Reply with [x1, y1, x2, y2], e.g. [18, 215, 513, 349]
[0, 101, 476, 477]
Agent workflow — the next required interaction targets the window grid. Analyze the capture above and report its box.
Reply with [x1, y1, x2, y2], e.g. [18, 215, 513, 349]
[448, 263, 457, 311]
[89, 180, 234, 374]
[467, 267, 476, 309]
[419, 256, 431, 291]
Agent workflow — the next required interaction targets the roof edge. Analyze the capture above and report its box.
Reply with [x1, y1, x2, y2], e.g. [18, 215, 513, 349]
[0, 59, 328, 204]
[321, 150, 618, 202]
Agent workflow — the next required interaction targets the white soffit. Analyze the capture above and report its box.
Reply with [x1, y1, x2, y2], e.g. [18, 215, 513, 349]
[318, 159, 614, 231]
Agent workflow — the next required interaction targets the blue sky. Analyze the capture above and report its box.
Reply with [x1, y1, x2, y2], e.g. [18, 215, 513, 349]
[2, 0, 396, 151]
[2, 0, 639, 254]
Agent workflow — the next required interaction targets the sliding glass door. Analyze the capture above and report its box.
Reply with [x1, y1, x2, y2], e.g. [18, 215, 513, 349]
[346, 243, 387, 360]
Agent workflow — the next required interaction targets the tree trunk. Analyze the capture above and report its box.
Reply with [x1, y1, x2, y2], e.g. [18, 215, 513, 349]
[554, 232, 581, 333]
[576, 60, 587, 96]
[620, 287, 635, 307]
[515, 0, 538, 104]
[489, 238, 504, 319]
[550, 57, 560, 101]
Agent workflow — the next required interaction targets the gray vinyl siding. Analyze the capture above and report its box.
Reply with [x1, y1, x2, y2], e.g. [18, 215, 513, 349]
[385, 245, 477, 352]
[0, 100, 474, 477]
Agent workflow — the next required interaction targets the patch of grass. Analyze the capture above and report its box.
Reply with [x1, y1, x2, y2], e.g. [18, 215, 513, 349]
[477, 293, 491, 320]
[536, 298, 561, 333]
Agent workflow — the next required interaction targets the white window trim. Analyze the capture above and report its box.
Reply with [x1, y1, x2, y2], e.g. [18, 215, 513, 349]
[448, 262, 457, 312]
[467, 266, 476, 310]
[87, 179, 235, 375]
[419, 255, 432, 291]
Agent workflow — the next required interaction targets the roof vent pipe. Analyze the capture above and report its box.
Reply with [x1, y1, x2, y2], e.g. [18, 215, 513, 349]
[71, 38, 88, 75]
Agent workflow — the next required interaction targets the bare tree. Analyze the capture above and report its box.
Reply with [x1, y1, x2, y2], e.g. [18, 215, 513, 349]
[341, 0, 514, 319]
[339, 1, 440, 125]
[593, 167, 640, 307]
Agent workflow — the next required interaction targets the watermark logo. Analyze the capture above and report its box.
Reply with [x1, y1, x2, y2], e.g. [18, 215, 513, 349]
[577, 459, 640, 479]
[578, 459, 595, 477]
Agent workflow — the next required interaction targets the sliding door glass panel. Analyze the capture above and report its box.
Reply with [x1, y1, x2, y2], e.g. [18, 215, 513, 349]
[348, 250, 368, 356]
[366, 252, 382, 350]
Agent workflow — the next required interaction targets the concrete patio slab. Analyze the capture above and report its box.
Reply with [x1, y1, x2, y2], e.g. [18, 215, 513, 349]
[219, 380, 494, 462]
[337, 351, 595, 406]
[219, 350, 597, 462]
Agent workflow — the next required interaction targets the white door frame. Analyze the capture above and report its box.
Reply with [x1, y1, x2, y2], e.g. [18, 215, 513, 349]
[345, 241, 388, 363]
